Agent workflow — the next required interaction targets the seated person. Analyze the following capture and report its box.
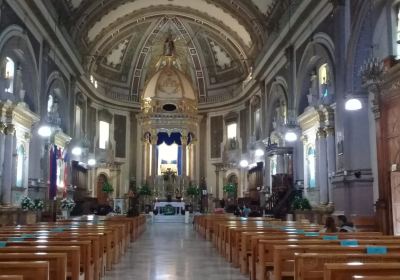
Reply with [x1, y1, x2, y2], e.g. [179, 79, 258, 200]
[320, 216, 338, 233]
[338, 215, 356, 232]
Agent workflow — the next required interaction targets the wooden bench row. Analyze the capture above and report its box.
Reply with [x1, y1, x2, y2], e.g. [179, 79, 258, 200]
[0, 214, 146, 280]
[194, 214, 400, 280]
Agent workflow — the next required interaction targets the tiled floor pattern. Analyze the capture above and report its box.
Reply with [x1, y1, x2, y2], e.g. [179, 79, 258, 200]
[104, 222, 248, 280]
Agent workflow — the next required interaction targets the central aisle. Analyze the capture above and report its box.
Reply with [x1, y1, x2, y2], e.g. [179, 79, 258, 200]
[104, 222, 248, 280]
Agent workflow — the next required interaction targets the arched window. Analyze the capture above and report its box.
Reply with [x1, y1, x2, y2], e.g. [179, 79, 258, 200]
[75, 105, 82, 138]
[47, 94, 54, 113]
[16, 145, 25, 187]
[99, 121, 110, 149]
[254, 108, 261, 140]
[318, 63, 329, 99]
[307, 146, 316, 188]
[4, 57, 15, 93]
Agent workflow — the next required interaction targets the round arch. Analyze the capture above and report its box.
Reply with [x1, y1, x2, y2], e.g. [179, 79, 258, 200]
[45, 71, 69, 132]
[265, 77, 288, 138]
[295, 35, 336, 115]
[0, 25, 40, 113]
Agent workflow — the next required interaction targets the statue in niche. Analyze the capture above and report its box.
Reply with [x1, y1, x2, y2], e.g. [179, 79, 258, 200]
[307, 71, 319, 106]
[163, 34, 175, 57]
[14, 63, 23, 98]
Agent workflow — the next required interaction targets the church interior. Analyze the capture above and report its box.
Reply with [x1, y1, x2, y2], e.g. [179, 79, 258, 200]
[1, 0, 400, 279]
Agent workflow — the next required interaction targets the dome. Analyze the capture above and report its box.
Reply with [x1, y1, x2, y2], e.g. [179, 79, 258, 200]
[142, 59, 197, 102]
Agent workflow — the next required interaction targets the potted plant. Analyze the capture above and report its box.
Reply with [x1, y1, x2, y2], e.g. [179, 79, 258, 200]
[223, 183, 237, 195]
[138, 185, 153, 213]
[102, 181, 114, 194]
[20, 196, 35, 211]
[60, 197, 75, 218]
[34, 199, 45, 211]
[292, 196, 312, 211]
[292, 196, 312, 221]
[33, 199, 45, 221]
[186, 185, 200, 213]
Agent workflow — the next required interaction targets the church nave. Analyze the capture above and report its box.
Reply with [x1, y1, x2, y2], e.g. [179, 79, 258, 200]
[104, 223, 247, 280]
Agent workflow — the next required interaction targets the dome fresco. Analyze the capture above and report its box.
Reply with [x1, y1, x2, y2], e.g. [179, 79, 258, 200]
[142, 58, 197, 101]
[53, 0, 269, 107]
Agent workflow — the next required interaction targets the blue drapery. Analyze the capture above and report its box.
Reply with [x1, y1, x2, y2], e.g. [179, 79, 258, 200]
[156, 132, 183, 175]
[156, 132, 182, 145]
[49, 144, 58, 199]
[177, 146, 182, 176]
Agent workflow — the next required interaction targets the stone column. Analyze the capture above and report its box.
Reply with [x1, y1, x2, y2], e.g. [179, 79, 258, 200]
[150, 134, 157, 179]
[325, 127, 336, 204]
[215, 166, 220, 199]
[141, 140, 147, 181]
[301, 135, 308, 195]
[317, 128, 328, 204]
[2, 124, 15, 205]
[181, 133, 187, 177]
[0, 122, 6, 192]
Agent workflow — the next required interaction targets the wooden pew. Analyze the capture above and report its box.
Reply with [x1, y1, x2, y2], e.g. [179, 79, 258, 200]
[295, 253, 400, 280]
[0, 253, 66, 280]
[353, 276, 400, 280]
[324, 263, 400, 280]
[253, 234, 389, 280]
[0, 276, 23, 280]
[0, 235, 92, 280]
[272, 244, 400, 280]
[0, 261, 49, 280]
[0, 246, 80, 280]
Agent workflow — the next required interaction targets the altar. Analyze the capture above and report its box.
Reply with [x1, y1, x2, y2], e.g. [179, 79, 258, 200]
[154, 201, 185, 215]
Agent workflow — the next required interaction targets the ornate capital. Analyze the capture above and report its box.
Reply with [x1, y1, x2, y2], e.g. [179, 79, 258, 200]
[325, 126, 335, 136]
[0, 122, 5, 134]
[316, 127, 326, 138]
[5, 124, 15, 135]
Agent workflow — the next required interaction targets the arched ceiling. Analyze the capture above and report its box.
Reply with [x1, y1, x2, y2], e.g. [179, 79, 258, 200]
[56, 0, 274, 105]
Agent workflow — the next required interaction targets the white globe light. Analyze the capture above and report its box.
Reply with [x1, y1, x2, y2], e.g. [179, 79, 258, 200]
[240, 160, 249, 168]
[72, 146, 82, 156]
[88, 158, 96, 166]
[38, 125, 51, 137]
[285, 131, 298, 142]
[255, 149, 264, 157]
[345, 98, 362, 111]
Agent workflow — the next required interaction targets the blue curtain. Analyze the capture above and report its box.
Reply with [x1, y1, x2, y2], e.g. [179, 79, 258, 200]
[157, 132, 182, 145]
[177, 146, 182, 176]
[49, 144, 58, 199]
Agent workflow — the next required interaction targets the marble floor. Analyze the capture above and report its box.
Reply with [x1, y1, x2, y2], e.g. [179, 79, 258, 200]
[104, 222, 248, 280]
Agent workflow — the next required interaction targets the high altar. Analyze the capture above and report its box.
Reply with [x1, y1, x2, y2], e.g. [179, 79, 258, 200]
[136, 42, 202, 199]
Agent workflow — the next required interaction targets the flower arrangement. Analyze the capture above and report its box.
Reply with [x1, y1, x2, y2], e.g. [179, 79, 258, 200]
[223, 183, 237, 194]
[21, 196, 35, 211]
[60, 197, 75, 211]
[34, 199, 45, 211]
[102, 181, 114, 194]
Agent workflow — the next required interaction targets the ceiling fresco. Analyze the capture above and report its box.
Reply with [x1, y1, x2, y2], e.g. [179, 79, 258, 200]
[57, 0, 273, 105]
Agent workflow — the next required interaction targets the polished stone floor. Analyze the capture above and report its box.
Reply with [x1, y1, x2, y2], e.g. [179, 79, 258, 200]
[104, 222, 248, 280]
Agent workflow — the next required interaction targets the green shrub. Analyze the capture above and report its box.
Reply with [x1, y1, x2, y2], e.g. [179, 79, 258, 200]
[292, 196, 312, 211]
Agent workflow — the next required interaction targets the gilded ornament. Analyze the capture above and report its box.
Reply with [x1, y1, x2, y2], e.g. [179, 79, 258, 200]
[0, 122, 5, 134]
